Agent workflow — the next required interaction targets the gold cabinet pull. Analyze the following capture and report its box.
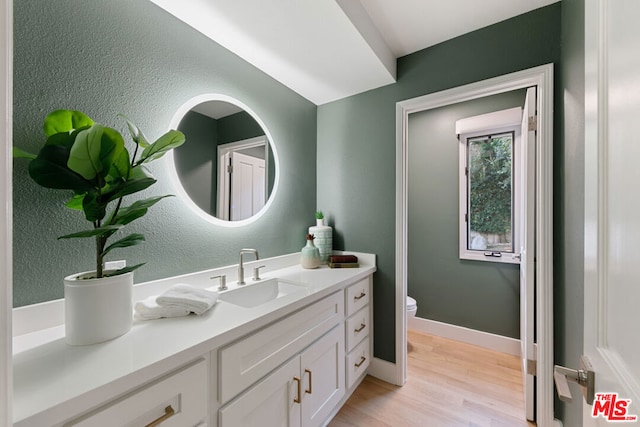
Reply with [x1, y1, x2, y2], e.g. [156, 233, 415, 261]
[355, 356, 367, 368]
[145, 405, 175, 427]
[305, 369, 312, 394]
[293, 376, 302, 403]
[354, 323, 366, 333]
[354, 291, 366, 301]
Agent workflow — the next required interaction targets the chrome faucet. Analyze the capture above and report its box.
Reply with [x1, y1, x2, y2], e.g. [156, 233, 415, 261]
[238, 248, 259, 285]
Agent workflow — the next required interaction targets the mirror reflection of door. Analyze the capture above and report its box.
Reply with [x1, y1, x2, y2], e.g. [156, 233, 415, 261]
[173, 99, 276, 221]
[216, 137, 268, 220]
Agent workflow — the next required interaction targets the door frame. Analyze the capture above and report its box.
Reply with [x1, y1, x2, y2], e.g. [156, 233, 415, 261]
[217, 135, 269, 220]
[395, 64, 555, 425]
[1, 0, 13, 425]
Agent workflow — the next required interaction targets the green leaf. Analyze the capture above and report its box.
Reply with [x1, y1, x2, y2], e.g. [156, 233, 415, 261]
[58, 224, 122, 239]
[43, 110, 94, 137]
[119, 114, 150, 148]
[102, 233, 145, 257]
[12, 146, 37, 160]
[113, 195, 172, 225]
[28, 145, 94, 192]
[107, 176, 156, 202]
[140, 130, 185, 163]
[44, 130, 77, 149]
[98, 127, 126, 179]
[65, 194, 85, 211]
[106, 263, 146, 276]
[105, 135, 130, 182]
[105, 165, 156, 202]
[68, 125, 103, 180]
[81, 191, 106, 222]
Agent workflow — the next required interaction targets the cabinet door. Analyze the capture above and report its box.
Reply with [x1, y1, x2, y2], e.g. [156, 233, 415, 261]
[300, 324, 345, 427]
[219, 357, 301, 427]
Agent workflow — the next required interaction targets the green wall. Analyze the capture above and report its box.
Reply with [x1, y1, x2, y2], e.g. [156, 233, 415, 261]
[408, 90, 525, 339]
[218, 111, 265, 144]
[175, 111, 218, 214]
[557, 0, 585, 424]
[317, 4, 561, 362]
[12, 0, 317, 306]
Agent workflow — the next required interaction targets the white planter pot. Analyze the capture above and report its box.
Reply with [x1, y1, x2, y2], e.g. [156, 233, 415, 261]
[64, 270, 133, 346]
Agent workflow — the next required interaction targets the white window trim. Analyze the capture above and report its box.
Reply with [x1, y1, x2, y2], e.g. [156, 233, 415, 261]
[457, 107, 522, 264]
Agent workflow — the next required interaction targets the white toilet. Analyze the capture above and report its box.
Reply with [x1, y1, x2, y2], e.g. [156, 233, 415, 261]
[406, 295, 417, 322]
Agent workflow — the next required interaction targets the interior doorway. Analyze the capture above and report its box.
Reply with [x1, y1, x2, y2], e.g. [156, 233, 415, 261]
[395, 64, 554, 425]
[216, 136, 269, 221]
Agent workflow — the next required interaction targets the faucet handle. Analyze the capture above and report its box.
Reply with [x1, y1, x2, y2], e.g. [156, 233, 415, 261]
[253, 265, 266, 281]
[210, 274, 227, 291]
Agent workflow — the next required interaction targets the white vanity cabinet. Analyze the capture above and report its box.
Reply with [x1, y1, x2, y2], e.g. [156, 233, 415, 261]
[65, 358, 209, 427]
[217, 276, 373, 427]
[12, 253, 376, 427]
[219, 324, 344, 427]
[344, 277, 372, 389]
[217, 291, 345, 427]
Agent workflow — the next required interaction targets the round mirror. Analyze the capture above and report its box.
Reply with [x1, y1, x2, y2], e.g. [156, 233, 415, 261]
[167, 95, 278, 225]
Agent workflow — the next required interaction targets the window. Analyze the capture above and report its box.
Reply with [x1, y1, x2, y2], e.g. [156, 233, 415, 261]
[457, 108, 523, 264]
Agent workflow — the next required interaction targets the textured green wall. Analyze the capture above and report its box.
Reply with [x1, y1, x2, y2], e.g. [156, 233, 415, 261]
[408, 90, 525, 339]
[317, 4, 561, 362]
[12, 0, 317, 306]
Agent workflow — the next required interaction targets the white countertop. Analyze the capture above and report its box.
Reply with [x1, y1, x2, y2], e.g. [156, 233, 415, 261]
[12, 252, 376, 425]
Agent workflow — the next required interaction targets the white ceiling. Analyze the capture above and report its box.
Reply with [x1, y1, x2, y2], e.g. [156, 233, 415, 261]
[150, 0, 559, 105]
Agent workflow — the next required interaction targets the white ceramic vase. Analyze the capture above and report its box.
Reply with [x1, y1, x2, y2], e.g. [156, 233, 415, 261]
[64, 270, 133, 346]
[309, 219, 333, 264]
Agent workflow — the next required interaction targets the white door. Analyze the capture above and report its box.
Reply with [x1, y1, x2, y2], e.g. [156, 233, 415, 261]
[583, 0, 640, 424]
[230, 152, 266, 221]
[520, 87, 536, 422]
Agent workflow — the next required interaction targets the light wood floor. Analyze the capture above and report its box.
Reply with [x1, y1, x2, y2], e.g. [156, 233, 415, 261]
[329, 330, 536, 427]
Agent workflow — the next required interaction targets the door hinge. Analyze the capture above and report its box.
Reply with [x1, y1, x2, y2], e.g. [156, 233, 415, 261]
[527, 359, 537, 376]
[465, 166, 468, 176]
[528, 115, 537, 132]
[227, 164, 233, 173]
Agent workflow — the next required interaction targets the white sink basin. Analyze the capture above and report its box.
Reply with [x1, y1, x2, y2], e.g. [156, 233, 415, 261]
[218, 278, 309, 308]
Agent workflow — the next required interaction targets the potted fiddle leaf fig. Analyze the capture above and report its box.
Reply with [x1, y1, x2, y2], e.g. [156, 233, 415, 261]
[13, 109, 185, 345]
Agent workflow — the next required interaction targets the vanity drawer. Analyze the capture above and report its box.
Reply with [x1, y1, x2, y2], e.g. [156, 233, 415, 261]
[345, 278, 370, 316]
[66, 359, 208, 427]
[219, 291, 344, 404]
[346, 306, 370, 352]
[346, 337, 370, 389]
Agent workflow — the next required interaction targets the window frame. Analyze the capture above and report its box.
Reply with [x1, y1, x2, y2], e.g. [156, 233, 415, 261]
[457, 108, 523, 264]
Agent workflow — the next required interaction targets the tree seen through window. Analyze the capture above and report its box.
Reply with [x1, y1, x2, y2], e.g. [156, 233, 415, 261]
[467, 132, 513, 253]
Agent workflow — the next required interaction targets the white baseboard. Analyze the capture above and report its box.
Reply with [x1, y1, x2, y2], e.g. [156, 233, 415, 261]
[368, 357, 402, 386]
[409, 316, 521, 356]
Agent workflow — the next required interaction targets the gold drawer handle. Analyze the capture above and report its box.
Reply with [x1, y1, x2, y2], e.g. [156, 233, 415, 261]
[354, 291, 366, 301]
[305, 369, 312, 394]
[293, 376, 302, 404]
[354, 323, 366, 333]
[355, 356, 367, 368]
[145, 405, 175, 427]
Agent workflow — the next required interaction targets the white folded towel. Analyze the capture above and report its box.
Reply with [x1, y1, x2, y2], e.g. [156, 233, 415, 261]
[156, 283, 219, 315]
[134, 296, 191, 320]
